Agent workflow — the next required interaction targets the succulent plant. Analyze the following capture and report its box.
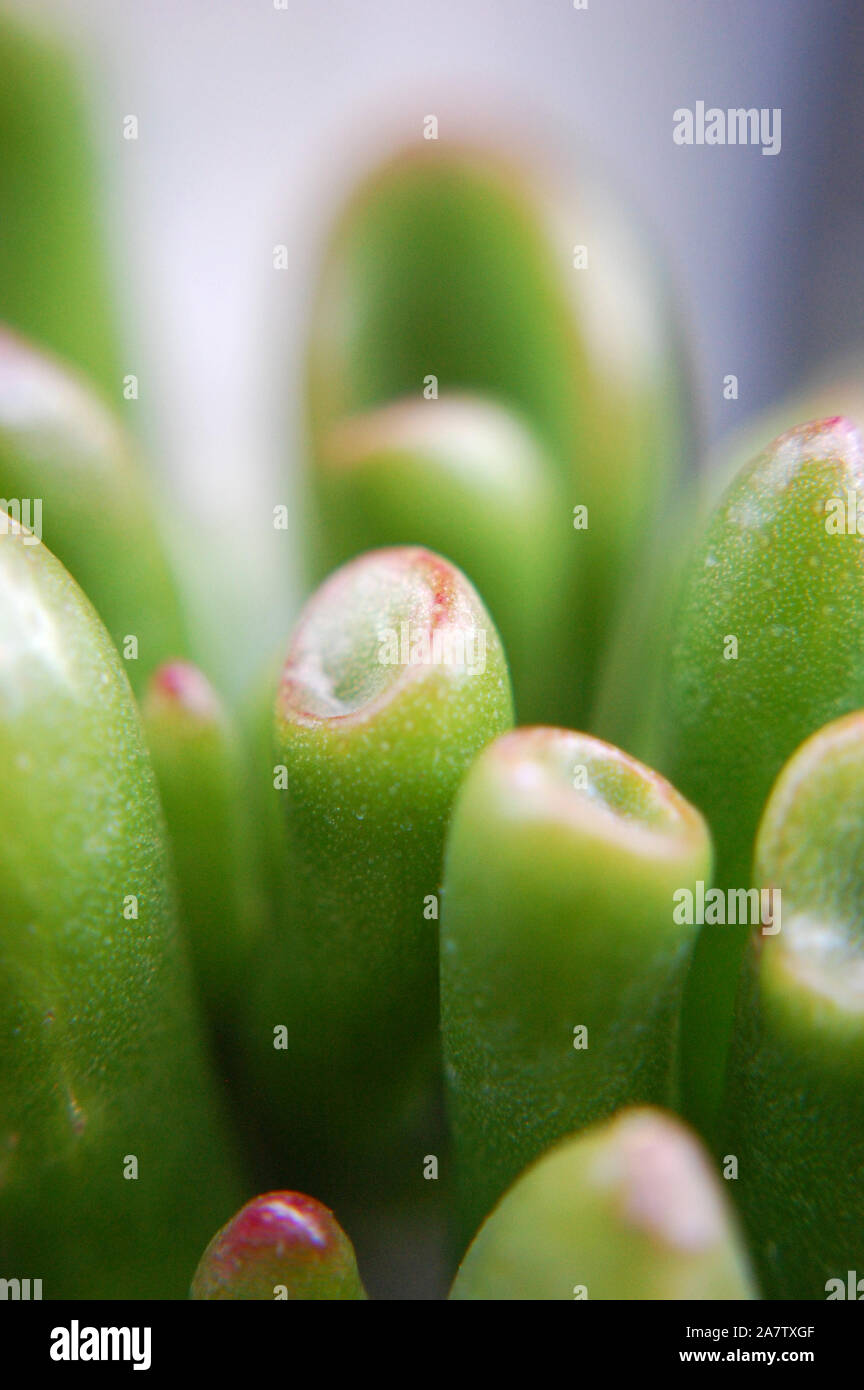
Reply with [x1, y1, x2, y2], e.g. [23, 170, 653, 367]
[722, 710, 864, 1299]
[441, 727, 711, 1241]
[303, 143, 689, 727]
[237, 545, 513, 1193]
[141, 659, 261, 1017]
[0, 520, 240, 1299]
[0, 329, 191, 691]
[2, 20, 862, 1301]
[658, 416, 864, 1136]
[0, 12, 120, 392]
[190, 1192, 366, 1301]
[450, 1109, 756, 1301]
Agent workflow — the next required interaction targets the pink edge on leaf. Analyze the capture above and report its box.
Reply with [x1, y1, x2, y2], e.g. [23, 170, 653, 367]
[278, 546, 480, 727]
[150, 660, 221, 720]
[221, 1192, 334, 1254]
[771, 415, 863, 467]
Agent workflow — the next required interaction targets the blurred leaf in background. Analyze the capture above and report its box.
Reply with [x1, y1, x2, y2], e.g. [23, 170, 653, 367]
[0, 9, 121, 396]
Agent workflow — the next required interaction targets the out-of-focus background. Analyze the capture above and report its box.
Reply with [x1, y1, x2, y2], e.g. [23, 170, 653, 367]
[4, 0, 864, 677]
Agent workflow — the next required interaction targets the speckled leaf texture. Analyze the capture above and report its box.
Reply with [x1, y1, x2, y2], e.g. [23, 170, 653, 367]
[722, 711, 864, 1299]
[240, 546, 514, 1189]
[0, 526, 239, 1298]
[658, 417, 864, 1134]
[441, 727, 711, 1243]
[450, 1109, 756, 1301]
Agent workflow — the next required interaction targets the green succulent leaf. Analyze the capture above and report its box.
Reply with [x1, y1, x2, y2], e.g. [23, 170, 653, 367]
[312, 392, 572, 724]
[0, 13, 120, 392]
[450, 1108, 757, 1300]
[722, 710, 864, 1299]
[304, 143, 687, 724]
[441, 726, 711, 1242]
[190, 1191, 367, 1301]
[0, 525, 240, 1298]
[0, 328, 189, 690]
[658, 416, 864, 1134]
[241, 545, 513, 1186]
[142, 660, 262, 1015]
